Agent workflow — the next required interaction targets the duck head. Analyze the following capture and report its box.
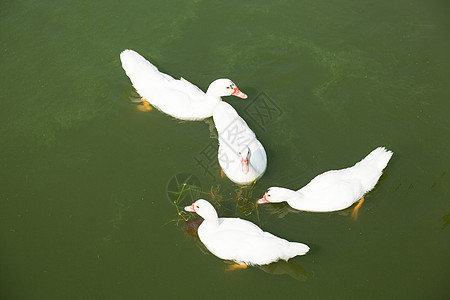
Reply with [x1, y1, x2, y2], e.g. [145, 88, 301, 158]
[256, 187, 297, 204]
[185, 199, 218, 220]
[206, 79, 247, 99]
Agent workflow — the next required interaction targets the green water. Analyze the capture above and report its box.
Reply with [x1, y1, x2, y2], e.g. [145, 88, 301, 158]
[1, 0, 449, 299]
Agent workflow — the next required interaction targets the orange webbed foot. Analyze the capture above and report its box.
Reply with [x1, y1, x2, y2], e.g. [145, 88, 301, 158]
[351, 197, 365, 220]
[225, 263, 248, 271]
[138, 98, 152, 112]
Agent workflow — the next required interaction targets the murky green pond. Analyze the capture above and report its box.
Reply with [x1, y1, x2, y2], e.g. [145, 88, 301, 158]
[1, 0, 449, 299]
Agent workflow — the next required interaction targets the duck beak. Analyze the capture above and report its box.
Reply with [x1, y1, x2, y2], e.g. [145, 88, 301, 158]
[256, 194, 269, 204]
[184, 204, 196, 212]
[232, 87, 247, 99]
[241, 157, 249, 174]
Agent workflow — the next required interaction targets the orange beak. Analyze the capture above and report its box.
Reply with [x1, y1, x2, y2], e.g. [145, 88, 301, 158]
[256, 194, 269, 204]
[232, 87, 247, 99]
[241, 157, 249, 174]
[184, 204, 196, 212]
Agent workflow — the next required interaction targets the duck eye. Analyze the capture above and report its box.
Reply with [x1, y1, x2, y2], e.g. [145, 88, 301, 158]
[226, 86, 231, 89]
[196, 205, 199, 209]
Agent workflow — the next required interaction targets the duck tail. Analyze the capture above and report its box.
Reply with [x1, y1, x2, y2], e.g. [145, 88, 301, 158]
[120, 49, 164, 100]
[358, 147, 393, 171]
[120, 49, 159, 76]
[287, 242, 310, 257]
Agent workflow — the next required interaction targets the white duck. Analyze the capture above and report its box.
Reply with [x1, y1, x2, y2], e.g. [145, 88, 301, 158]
[185, 199, 309, 269]
[257, 147, 393, 219]
[120, 49, 247, 120]
[212, 101, 267, 185]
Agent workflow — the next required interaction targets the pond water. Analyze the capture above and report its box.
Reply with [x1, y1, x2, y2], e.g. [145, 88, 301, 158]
[1, 0, 449, 299]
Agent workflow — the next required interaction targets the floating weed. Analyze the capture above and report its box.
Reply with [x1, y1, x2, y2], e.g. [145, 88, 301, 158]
[173, 183, 189, 221]
[210, 184, 223, 208]
[166, 179, 262, 229]
[165, 181, 209, 226]
[235, 179, 259, 219]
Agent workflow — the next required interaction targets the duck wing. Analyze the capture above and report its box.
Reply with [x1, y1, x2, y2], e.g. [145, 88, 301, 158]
[120, 50, 205, 108]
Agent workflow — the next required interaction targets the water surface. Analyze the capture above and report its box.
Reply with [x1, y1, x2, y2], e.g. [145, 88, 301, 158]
[1, 0, 449, 299]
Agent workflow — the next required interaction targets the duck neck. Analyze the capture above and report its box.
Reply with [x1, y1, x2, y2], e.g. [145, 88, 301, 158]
[198, 212, 220, 236]
[284, 190, 321, 211]
[246, 163, 259, 178]
[276, 188, 306, 209]
[205, 85, 224, 101]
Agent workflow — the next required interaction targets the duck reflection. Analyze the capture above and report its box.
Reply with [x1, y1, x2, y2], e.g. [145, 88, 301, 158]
[203, 117, 218, 139]
[257, 259, 308, 282]
[441, 213, 450, 230]
[262, 201, 358, 219]
[182, 215, 203, 237]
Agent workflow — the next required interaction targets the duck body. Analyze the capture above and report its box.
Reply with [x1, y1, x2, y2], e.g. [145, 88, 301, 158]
[212, 102, 267, 184]
[258, 147, 393, 212]
[185, 200, 309, 266]
[120, 49, 247, 120]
